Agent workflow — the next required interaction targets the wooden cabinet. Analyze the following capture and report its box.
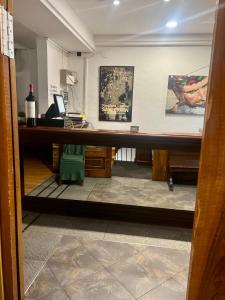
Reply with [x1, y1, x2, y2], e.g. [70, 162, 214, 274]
[168, 150, 200, 190]
[53, 144, 114, 178]
[85, 146, 114, 177]
[152, 149, 200, 190]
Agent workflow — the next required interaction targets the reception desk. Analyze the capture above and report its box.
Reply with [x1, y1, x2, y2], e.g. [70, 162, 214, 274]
[19, 126, 202, 150]
[19, 126, 201, 227]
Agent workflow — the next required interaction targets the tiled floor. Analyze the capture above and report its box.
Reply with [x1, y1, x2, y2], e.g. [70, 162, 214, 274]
[28, 176, 196, 211]
[23, 212, 192, 300]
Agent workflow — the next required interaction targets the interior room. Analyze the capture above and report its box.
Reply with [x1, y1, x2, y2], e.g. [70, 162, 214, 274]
[12, 0, 217, 299]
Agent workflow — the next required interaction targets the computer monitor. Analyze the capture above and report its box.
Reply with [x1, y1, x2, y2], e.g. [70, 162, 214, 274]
[54, 94, 66, 115]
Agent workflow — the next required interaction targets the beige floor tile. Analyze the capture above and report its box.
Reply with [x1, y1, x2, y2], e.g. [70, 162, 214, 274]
[64, 269, 135, 300]
[139, 278, 186, 300]
[81, 239, 140, 267]
[25, 265, 69, 299]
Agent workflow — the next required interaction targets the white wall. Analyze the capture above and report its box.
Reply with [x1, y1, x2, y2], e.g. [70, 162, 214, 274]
[85, 46, 212, 133]
[47, 40, 68, 106]
[15, 48, 38, 112]
[16, 39, 70, 114]
[67, 54, 85, 113]
[37, 38, 48, 114]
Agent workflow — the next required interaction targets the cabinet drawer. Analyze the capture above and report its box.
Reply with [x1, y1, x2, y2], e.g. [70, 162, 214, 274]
[85, 158, 105, 169]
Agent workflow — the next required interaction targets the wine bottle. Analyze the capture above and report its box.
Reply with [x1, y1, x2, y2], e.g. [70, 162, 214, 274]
[25, 84, 37, 127]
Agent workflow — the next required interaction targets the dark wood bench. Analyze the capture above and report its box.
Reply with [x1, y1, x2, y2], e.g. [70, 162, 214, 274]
[168, 150, 200, 191]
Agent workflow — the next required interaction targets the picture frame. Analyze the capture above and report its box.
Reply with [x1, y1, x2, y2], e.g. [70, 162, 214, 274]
[166, 75, 208, 115]
[99, 66, 134, 122]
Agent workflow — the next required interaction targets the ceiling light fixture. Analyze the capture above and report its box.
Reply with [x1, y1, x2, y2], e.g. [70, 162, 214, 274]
[164, 0, 171, 2]
[113, 0, 120, 6]
[166, 20, 178, 29]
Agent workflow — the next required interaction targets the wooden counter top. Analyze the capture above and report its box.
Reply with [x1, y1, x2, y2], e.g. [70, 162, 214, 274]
[19, 126, 202, 150]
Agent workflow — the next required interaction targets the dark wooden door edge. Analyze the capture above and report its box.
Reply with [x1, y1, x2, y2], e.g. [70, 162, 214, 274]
[0, 0, 24, 298]
[187, 0, 225, 299]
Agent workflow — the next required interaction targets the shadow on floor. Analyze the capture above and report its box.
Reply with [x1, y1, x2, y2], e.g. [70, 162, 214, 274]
[112, 161, 152, 179]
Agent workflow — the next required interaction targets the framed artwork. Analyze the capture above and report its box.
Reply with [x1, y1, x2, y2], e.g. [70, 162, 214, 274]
[99, 66, 134, 122]
[166, 75, 209, 115]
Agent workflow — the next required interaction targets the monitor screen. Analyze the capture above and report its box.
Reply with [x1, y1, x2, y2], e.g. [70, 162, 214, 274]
[54, 94, 66, 115]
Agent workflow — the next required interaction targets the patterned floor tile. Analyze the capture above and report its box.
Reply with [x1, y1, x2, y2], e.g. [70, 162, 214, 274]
[28, 214, 107, 239]
[25, 265, 69, 299]
[23, 230, 62, 261]
[64, 269, 135, 300]
[48, 236, 104, 286]
[108, 253, 164, 298]
[103, 220, 192, 250]
[139, 278, 186, 300]
[27, 170, 196, 211]
[107, 246, 189, 298]
[81, 239, 140, 267]
[173, 267, 189, 288]
[24, 259, 46, 293]
[22, 212, 40, 231]
[58, 188, 90, 201]
[140, 246, 190, 275]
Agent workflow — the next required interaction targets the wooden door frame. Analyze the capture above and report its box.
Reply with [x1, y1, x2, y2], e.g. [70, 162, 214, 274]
[187, 0, 225, 298]
[0, 0, 24, 299]
[0, 235, 5, 300]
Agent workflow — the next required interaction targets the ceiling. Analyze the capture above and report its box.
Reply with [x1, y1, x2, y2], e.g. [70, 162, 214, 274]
[13, 0, 95, 52]
[67, 0, 217, 35]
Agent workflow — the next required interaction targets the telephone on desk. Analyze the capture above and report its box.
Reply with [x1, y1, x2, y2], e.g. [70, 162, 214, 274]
[37, 94, 86, 128]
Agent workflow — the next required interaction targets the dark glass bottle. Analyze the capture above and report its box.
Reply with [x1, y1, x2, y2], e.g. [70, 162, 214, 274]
[25, 84, 37, 127]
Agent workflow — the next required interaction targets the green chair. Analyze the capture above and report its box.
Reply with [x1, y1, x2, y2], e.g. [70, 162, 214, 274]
[58, 144, 85, 185]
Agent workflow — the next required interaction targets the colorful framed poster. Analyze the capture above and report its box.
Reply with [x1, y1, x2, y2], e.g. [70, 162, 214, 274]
[166, 75, 208, 115]
[99, 66, 134, 122]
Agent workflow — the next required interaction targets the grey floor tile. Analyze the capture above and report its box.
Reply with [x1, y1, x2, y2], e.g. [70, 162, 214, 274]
[24, 259, 46, 293]
[108, 253, 165, 298]
[140, 246, 190, 275]
[28, 214, 107, 239]
[47, 236, 104, 287]
[139, 278, 186, 300]
[58, 188, 90, 200]
[69, 217, 108, 239]
[27, 214, 75, 235]
[89, 181, 195, 211]
[107, 245, 189, 298]
[112, 176, 150, 188]
[104, 221, 192, 250]
[173, 268, 189, 288]
[81, 239, 140, 267]
[64, 269, 135, 300]
[22, 212, 40, 231]
[27, 171, 196, 211]
[25, 265, 69, 299]
[23, 230, 62, 261]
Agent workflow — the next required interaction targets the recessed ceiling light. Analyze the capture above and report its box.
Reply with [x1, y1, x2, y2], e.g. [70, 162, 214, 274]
[166, 20, 178, 29]
[164, 0, 171, 2]
[113, 0, 120, 6]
